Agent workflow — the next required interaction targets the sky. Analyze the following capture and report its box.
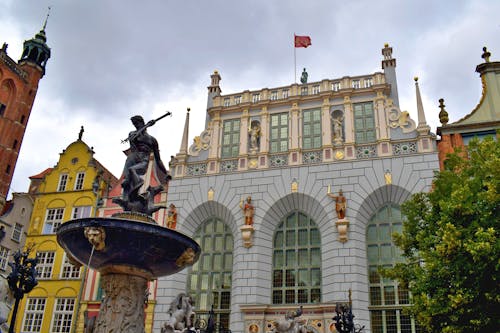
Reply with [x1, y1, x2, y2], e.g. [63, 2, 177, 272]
[1, 0, 499, 198]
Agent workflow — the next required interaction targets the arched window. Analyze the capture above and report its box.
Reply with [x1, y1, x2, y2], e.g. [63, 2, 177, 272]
[272, 211, 321, 304]
[187, 218, 233, 329]
[367, 204, 418, 333]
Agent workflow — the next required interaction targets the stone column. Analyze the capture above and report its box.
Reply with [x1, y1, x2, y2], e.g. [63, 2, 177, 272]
[208, 112, 221, 159]
[240, 109, 249, 155]
[375, 91, 388, 140]
[321, 97, 332, 147]
[343, 96, 354, 144]
[259, 107, 269, 154]
[93, 274, 149, 333]
[290, 102, 300, 150]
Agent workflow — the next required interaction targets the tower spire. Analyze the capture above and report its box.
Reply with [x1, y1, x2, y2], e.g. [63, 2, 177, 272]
[179, 108, 190, 155]
[381, 43, 399, 107]
[18, 9, 52, 75]
[42, 6, 51, 31]
[414, 77, 430, 134]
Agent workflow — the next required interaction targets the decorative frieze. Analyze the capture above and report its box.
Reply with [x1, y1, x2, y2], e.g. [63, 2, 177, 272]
[356, 145, 377, 159]
[186, 163, 207, 176]
[303, 150, 322, 164]
[393, 141, 417, 155]
[270, 154, 289, 168]
[220, 159, 238, 173]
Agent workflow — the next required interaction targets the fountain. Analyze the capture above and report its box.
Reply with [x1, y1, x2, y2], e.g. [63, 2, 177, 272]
[57, 113, 200, 333]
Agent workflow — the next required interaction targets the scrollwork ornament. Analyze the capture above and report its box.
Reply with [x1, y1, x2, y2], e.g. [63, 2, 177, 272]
[387, 106, 416, 133]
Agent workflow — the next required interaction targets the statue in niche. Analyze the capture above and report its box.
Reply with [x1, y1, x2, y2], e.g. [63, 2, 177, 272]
[248, 120, 261, 153]
[240, 196, 255, 226]
[112, 113, 172, 215]
[331, 110, 344, 144]
[327, 187, 346, 220]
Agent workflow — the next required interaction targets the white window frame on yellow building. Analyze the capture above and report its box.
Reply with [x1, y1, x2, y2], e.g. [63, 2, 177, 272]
[57, 174, 68, 192]
[43, 208, 64, 234]
[71, 206, 92, 219]
[74, 172, 85, 190]
[50, 297, 76, 333]
[36, 251, 55, 279]
[60, 253, 81, 279]
[22, 297, 46, 332]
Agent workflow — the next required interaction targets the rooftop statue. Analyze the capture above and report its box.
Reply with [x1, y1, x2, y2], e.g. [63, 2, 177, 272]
[300, 68, 308, 84]
[113, 112, 172, 215]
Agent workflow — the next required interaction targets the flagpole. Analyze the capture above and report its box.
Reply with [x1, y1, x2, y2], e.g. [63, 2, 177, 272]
[294, 34, 297, 83]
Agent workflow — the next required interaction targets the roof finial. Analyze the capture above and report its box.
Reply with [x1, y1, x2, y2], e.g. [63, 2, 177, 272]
[42, 6, 51, 31]
[179, 107, 191, 155]
[438, 98, 449, 125]
[415, 76, 430, 134]
[481, 46, 491, 63]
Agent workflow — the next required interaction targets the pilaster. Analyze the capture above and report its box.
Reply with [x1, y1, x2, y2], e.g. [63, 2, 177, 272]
[290, 102, 300, 150]
[208, 111, 221, 160]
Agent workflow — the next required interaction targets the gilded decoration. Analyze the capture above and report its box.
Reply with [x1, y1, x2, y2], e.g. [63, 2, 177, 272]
[335, 150, 345, 160]
[387, 106, 416, 133]
[175, 248, 196, 268]
[188, 129, 212, 156]
[84, 226, 106, 251]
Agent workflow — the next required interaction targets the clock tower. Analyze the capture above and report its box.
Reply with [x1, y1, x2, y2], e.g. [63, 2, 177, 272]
[0, 17, 51, 210]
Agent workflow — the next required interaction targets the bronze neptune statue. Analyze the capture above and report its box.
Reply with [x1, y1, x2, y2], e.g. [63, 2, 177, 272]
[113, 112, 172, 215]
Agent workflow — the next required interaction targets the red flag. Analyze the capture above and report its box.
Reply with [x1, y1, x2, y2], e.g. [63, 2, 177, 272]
[294, 35, 311, 48]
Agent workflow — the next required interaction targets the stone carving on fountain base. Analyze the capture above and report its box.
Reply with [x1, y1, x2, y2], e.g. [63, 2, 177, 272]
[272, 306, 307, 333]
[161, 293, 195, 333]
[93, 274, 148, 333]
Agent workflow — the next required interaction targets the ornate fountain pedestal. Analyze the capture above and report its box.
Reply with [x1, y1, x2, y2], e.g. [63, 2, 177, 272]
[57, 213, 200, 333]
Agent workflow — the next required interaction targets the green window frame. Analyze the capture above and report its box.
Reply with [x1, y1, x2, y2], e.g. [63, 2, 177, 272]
[272, 211, 321, 305]
[270, 113, 289, 153]
[302, 109, 322, 149]
[354, 102, 376, 143]
[187, 218, 233, 329]
[367, 204, 419, 333]
[221, 119, 240, 158]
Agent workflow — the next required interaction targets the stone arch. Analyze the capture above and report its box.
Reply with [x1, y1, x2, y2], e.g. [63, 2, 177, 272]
[249, 192, 329, 305]
[354, 184, 413, 231]
[180, 200, 238, 238]
[258, 192, 329, 248]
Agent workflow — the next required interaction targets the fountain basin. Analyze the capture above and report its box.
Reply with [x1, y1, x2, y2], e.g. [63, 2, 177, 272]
[56, 216, 200, 279]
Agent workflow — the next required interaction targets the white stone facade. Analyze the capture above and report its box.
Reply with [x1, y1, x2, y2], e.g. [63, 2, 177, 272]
[154, 45, 439, 333]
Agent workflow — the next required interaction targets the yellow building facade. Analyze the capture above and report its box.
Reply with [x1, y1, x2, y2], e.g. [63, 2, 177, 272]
[13, 136, 117, 333]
